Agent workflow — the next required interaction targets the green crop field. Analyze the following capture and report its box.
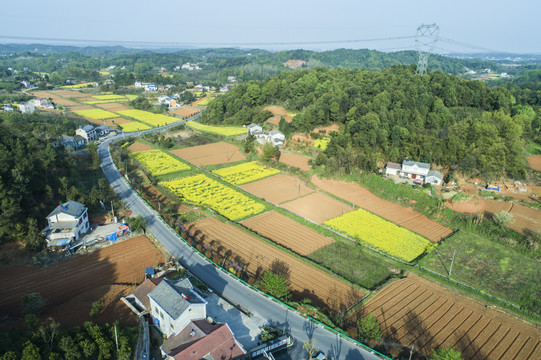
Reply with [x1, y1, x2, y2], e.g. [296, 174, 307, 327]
[186, 121, 245, 136]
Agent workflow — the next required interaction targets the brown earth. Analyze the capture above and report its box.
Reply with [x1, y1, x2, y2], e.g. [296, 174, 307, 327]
[282, 192, 354, 224]
[49, 90, 90, 98]
[193, 97, 211, 107]
[264, 106, 293, 123]
[447, 198, 541, 234]
[67, 104, 94, 112]
[241, 174, 314, 204]
[311, 176, 453, 242]
[86, 117, 130, 127]
[96, 102, 130, 112]
[0, 236, 164, 319]
[527, 155, 541, 171]
[185, 217, 363, 310]
[128, 141, 155, 153]
[171, 108, 200, 118]
[354, 275, 541, 360]
[279, 152, 311, 171]
[171, 141, 246, 166]
[240, 211, 334, 256]
[283, 59, 307, 69]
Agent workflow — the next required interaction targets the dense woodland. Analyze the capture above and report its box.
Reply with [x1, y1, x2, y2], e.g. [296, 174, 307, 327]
[203, 66, 540, 180]
[0, 112, 119, 248]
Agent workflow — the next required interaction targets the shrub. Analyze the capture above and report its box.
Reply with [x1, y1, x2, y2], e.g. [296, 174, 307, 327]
[90, 301, 104, 317]
[493, 211, 514, 228]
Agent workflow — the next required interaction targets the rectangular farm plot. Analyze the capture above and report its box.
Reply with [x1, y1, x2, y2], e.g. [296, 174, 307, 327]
[95, 102, 130, 112]
[241, 211, 334, 256]
[161, 174, 265, 221]
[118, 109, 179, 126]
[128, 141, 155, 153]
[73, 108, 118, 120]
[185, 217, 363, 310]
[279, 152, 311, 171]
[325, 209, 434, 262]
[133, 149, 190, 176]
[119, 121, 152, 132]
[356, 275, 541, 360]
[171, 142, 246, 166]
[312, 176, 453, 242]
[241, 174, 314, 204]
[92, 94, 126, 100]
[212, 161, 280, 185]
[282, 192, 354, 224]
[186, 121, 246, 136]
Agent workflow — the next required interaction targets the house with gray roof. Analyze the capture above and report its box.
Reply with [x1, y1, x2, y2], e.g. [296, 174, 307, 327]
[45, 200, 90, 247]
[76, 124, 96, 141]
[426, 170, 444, 186]
[149, 278, 207, 338]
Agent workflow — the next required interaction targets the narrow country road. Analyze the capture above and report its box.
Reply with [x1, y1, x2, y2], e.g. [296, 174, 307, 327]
[97, 120, 383, 360]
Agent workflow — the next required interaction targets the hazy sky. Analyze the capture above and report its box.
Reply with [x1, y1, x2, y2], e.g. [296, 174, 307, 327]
[1, 0, 540, 53]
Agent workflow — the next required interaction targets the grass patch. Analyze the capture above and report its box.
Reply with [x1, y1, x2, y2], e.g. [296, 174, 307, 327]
[310, 241, 395, 289]
[418, 230, 541, 315]
[527, 142, 541, 155]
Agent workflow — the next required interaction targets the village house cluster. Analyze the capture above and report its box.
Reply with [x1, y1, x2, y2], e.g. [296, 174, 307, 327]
[247, 123, 285, 147]
[385, 159, 444, 185]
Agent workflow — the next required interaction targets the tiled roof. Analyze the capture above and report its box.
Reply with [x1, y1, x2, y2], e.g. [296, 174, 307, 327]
[148, 278, 204, 320]
[47, 200, 87, 219]
[386, 162, 401, 169]
[402, 160, 431, 169]
[131, 278, 162, 311]
[427, 170, 444, 180]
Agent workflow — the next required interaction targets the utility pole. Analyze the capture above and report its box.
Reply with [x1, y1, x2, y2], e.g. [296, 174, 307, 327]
[408, 345, 414, 360]
[111, 201, 115, 221]
[114, 324, 119, 351]
[449, 249, 456, 276]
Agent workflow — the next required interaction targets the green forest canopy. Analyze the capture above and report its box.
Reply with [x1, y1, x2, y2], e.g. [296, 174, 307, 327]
[202, 66, 539, 180]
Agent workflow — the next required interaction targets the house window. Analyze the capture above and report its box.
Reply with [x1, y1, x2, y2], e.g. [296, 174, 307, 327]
[160, 311, 163, 320]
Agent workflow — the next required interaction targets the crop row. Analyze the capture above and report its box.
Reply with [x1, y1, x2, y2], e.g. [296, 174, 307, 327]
[92, 94, 126, 100]
[212, 161, 280, 185]
[73, 109, 118, 120]
[133, 149, 190, 176]
[161, 174, 265, 221]
[324, 208, 434, 262]
[186, 121, 246, 136]
[118, 109, 178, 126]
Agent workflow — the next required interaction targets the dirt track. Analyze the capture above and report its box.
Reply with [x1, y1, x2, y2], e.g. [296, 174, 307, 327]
[312, 176, 453, 242]
[0, 236, 164, 318]
[357, 275, 541, 360]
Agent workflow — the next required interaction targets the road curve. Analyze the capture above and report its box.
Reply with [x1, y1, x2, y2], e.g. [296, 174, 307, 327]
[97, 125, 383, 360]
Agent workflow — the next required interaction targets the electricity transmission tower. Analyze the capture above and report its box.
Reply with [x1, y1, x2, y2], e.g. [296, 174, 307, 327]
[415, 24, 440, 75]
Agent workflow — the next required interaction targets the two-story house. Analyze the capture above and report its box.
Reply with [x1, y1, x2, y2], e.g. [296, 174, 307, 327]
[45, 201, 90, 247]
[95, 125, 110, 137]
[76, 125, 97, 142]
[148, 278, 207, 338]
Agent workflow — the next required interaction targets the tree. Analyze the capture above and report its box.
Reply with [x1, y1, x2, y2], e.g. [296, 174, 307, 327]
[261, 142, 276, 162]
[21, 293, 46, 315]
[493, 211, 514, 228]
[127, 215, 146, 233]
[357, 314, 382, 343]
[260, 271, 290, 300]
[21, 341, 41, 360]
[90, 301, 104, 317]
[24, 219, 45, 251]
[87, 142, 100, 166]
[59, 336, 82, 360]
[429, 347, 464, 360]
[303, 339, 317, 360]
[39, 317, 59, 350]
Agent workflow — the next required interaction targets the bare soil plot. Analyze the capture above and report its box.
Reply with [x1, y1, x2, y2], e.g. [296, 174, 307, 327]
[171, 108, 200, 117]
[241, 211, 334, 255]
[527, 155, 541, 171]
[171, 141, 246, 166]
[354, 275, 541, 360]
[447, 198, 541, 234]
[68, 105, 94, 112]
[0, 236, 164, 318]
[241, 174, 314, 204]
[128, 141, 154, 153]
[312, 176, 453, 242]
[185, 217, 362, 310]
[50, 90, 89, 98]
[282, 192, 354, 224]
[96, 102, 130, 112]
[279, 152, 311, 171]
[264, 105, 293, 123]
[85, 117, 130, 127]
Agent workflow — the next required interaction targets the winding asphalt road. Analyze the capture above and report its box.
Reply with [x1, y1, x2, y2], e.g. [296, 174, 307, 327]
[97, 122, 382, 360]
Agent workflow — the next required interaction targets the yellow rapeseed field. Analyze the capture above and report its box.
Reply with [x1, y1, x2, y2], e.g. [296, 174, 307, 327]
[73, 109, 118, 120]
[118, 109, 178, 126]
[213, 161, 280, 185]
[133, 149, 190, 176]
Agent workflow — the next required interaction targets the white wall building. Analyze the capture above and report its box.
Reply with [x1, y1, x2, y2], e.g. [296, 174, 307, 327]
[45, 201, 90, 247]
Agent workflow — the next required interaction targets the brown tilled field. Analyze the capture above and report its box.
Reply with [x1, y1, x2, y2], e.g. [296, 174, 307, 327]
[96, 102, 130, 112]
[279, 152, 311, 171]
[50, 90, 90, 98]
[312, 176, 453, 242]
[282, 192, 354, 224]
[264, 105, 293, 123]
[241, 211, 334, 255]
[128, 141, 155, 153]
[171, 142, 246, 166]
[355, 275, 541, 360]
[527, 155, 541, 171]
[185, 217, 362, 310]
[447, 198, 541, 234]
[171, 108, 200, 118]
[241, 174, 314, 204]
[86, 117, 130, 127]
[0, 236, 164, 324]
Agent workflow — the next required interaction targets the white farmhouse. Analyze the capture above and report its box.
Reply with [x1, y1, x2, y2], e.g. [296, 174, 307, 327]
[95, 125, 110, 137]
[247, 123, 263, 135]
[385, 162, 401, 176]
[45, 201, 90, 247]
[426, 170, 444, 185]
[76, 125, 97, 141]
[400, 160, 431, 181]
[18, 101, 35, 114]
[148, 278, 207, 338]
[268, 130, 285, 146]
